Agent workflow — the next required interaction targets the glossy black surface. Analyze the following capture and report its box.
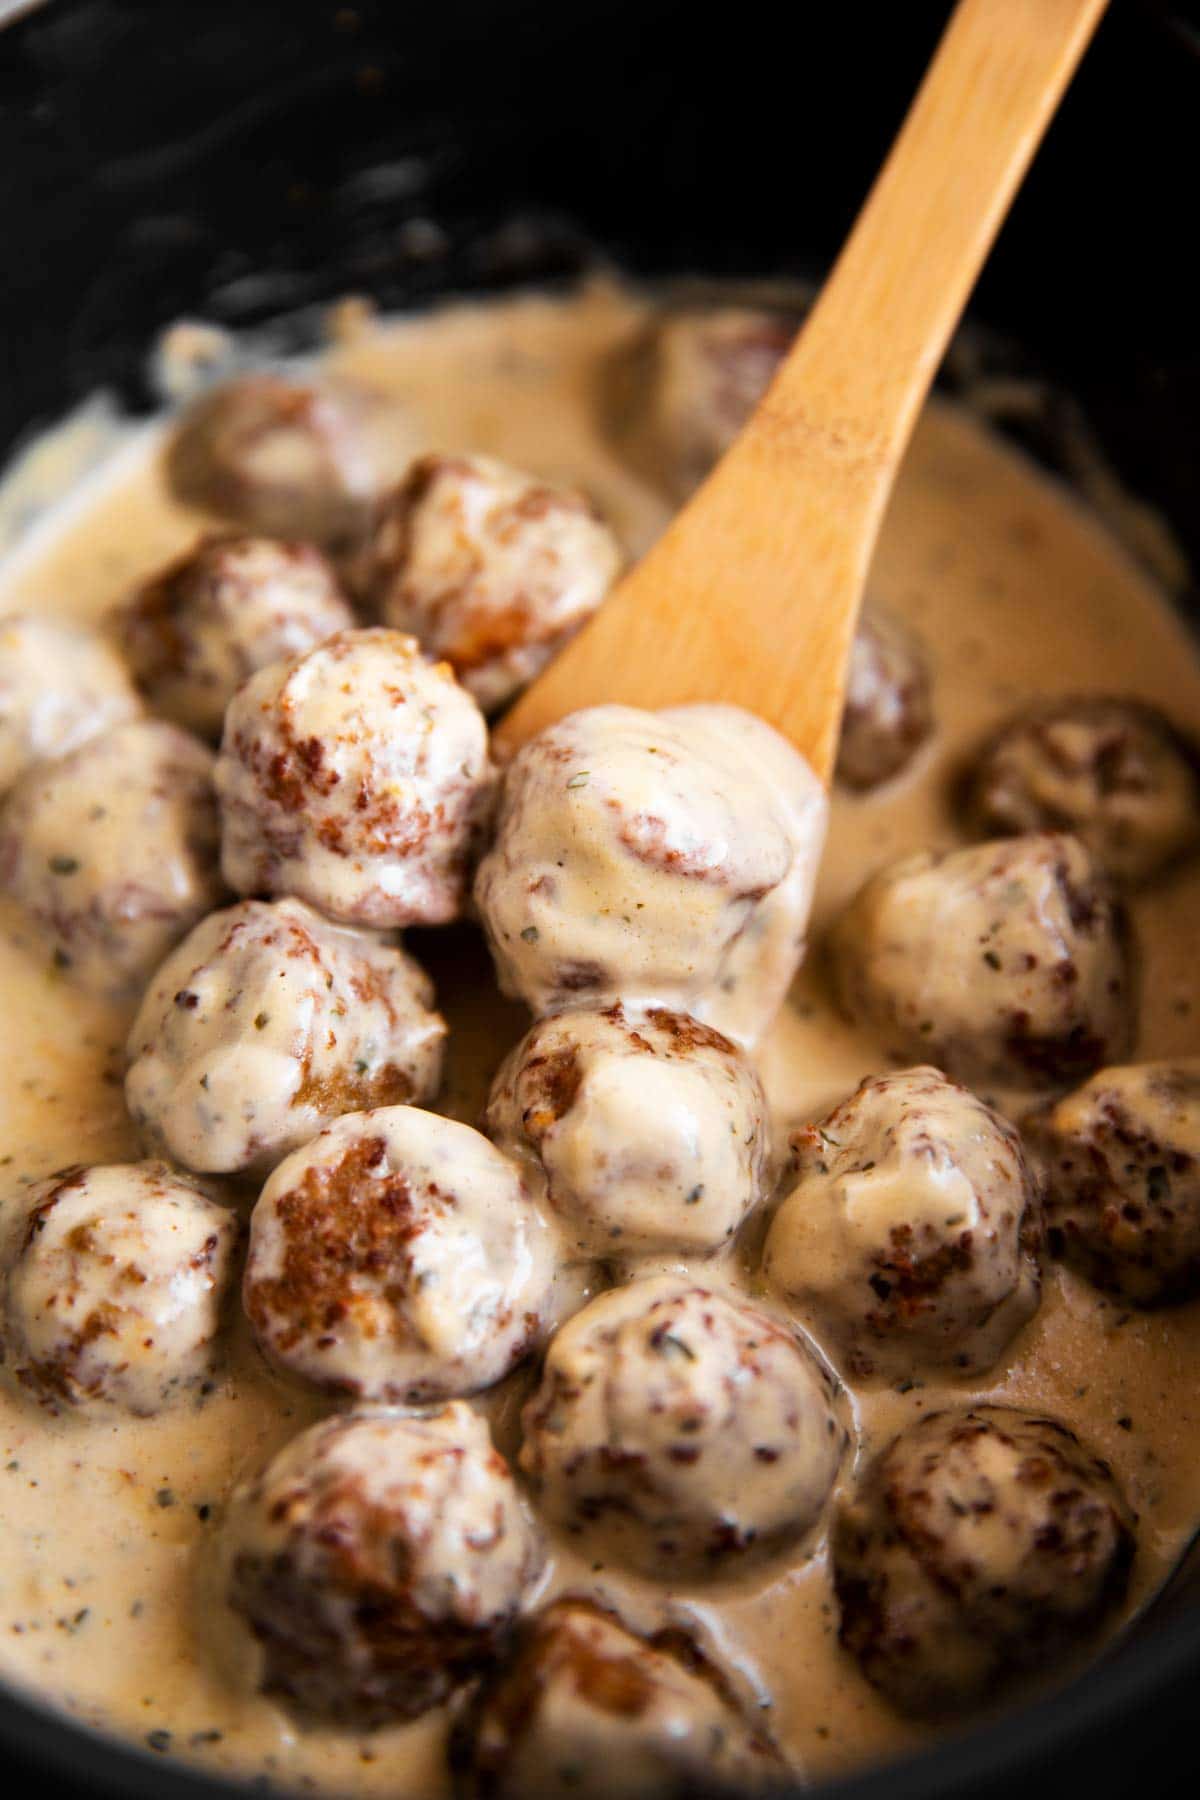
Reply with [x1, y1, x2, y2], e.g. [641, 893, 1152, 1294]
[0, 1, 1198, 1795]
[1, 0, 1198, 569]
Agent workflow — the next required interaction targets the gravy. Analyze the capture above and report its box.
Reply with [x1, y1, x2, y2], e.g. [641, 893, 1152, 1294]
[1, 280, 1198, 1792]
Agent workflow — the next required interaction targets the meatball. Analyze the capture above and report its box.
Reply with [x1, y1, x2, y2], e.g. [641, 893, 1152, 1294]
[486, 1003, 769, 1264]
[829, 833, 1133, 1089]
[125, 897, 445, 1179]
[0, 718, 224, 994]
[360, 453, 623, 714]
[454, 1598, 782, 1799]
[475, 703, 827, 1047]
[833, 1406, 1135, 1715]
[0, 1161, 237, 1415]
[117, 533, 354, 739]
[1026, 1060, 1200, 1305]
[836, 603, 933, 791]
[763, 1067, 1040, 1379]
[964, 696, 1200, 887]
[520, 1274, 847, 1577]
[244, 1105, 555, 1402]
[0, 614, 141, 796]
[618, 306, 797, 499]
[166, 373, 379, 552]
[223, 1403, 543, 1726]
[216, 627, 495, 927]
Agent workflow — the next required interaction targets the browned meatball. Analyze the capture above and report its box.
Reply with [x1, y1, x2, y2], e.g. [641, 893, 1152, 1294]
[1, 1162, 238, 1416]
[763, 1067, 1041, 1379]
[615, 306, 798, 499]
[359, 453, 622, 713]
[216, 628, 495, 927]
[485, 1003, 769, 1264]
[117, 533, 354, 738]
[833, 1406, 1135, 1716]
[0, 719, 225, 995]
[222, 1403, 544, 1727]
[836, 603, 934, 791]
[243, 1106, 555, 1402]
[828, 833, 1134, 1089]
[453, 1599, 783, 1799]
[475, 702, 827, 1047]
[964, 697, 1200, 887]
[520, 1275, 847, 1578]
[0, 614, 140, 796]
[1025, 1060, 1200, 1304]
[126, 897, 445, 1179]
[167, 374, 379, 552]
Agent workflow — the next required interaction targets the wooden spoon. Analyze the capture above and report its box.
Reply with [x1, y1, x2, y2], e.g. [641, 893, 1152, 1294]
[496, 0, 1108, 779]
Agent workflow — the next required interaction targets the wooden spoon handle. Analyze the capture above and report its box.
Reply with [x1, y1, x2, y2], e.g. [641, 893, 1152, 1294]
[771, 0, 1108, 494]
[497, 0, 1108, 773]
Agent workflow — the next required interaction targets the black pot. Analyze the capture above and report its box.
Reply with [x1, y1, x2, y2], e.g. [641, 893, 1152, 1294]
[0, 2, 1198, 1796]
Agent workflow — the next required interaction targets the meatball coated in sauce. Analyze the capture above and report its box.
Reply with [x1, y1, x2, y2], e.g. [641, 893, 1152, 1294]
[454, 1598, 782, 1800]
[829, 833, 1133, 1089]
[0, 614, 140, 796]
[0, 718, 224, 994]
[520, 1275, 847, 1578]
[0, 1162, 237, 1416]
[964, 696, 1200, 887]
[833, 1406, 1135, 1716]
[126, 897, 445, 1179]
[475, 703, 827, 1047]
[360, 453, 623, 713]
[618, 306, 797, 499]
[117, 533, 354, 739]
[836, 603, 934, 791]
[764, 1067, 1040, 1380]
[167, 374, 379, 552]
[223, 1403, 543, 1727]
[1026, 1060, 1200, 1305]
[243, 1105, 555, 1402]
[486, 1003, 769, 1264]
[216, 627, 495, 927]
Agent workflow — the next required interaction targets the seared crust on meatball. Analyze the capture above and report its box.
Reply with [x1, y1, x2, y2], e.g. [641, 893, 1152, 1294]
[520, 1274, 847, 1578]
[215, 627, 495, 927]
[833, 1406, 1135, 1715]
[1025, 1060, 1200, 1305]
[764, 1067, 1041, 1379]
[613, 306, 797, 500]
[117, 533, 354, 739]
[360, 453, 622, 713]
[453, 1597, 783, 1799]
[836, 603, 934, 791]
[126, 897, 445, 1179]
[964, 696, 1200, 887]
[243, 1106, 555, 1402]
[167, 374, 379, 552]
[486, 1003, 769, 1263]
[0, 1162, 237, 1415]
[829, 833, 1134, 1089]
[0, 614, 140, 795]
[223, 1403, 544, 1727]
[475, 702, 826, 1047]
[0, 718, 225, 994]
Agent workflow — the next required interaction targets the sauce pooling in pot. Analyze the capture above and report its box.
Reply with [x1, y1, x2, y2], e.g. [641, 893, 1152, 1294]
[1, 280, 1199, 1793]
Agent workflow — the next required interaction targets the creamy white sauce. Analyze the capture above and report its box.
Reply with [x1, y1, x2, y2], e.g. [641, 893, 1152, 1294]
[1, 280, 1199, 1793]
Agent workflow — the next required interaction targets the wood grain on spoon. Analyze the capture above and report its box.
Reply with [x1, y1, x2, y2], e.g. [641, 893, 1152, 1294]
[496, 0, 1108, 779]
